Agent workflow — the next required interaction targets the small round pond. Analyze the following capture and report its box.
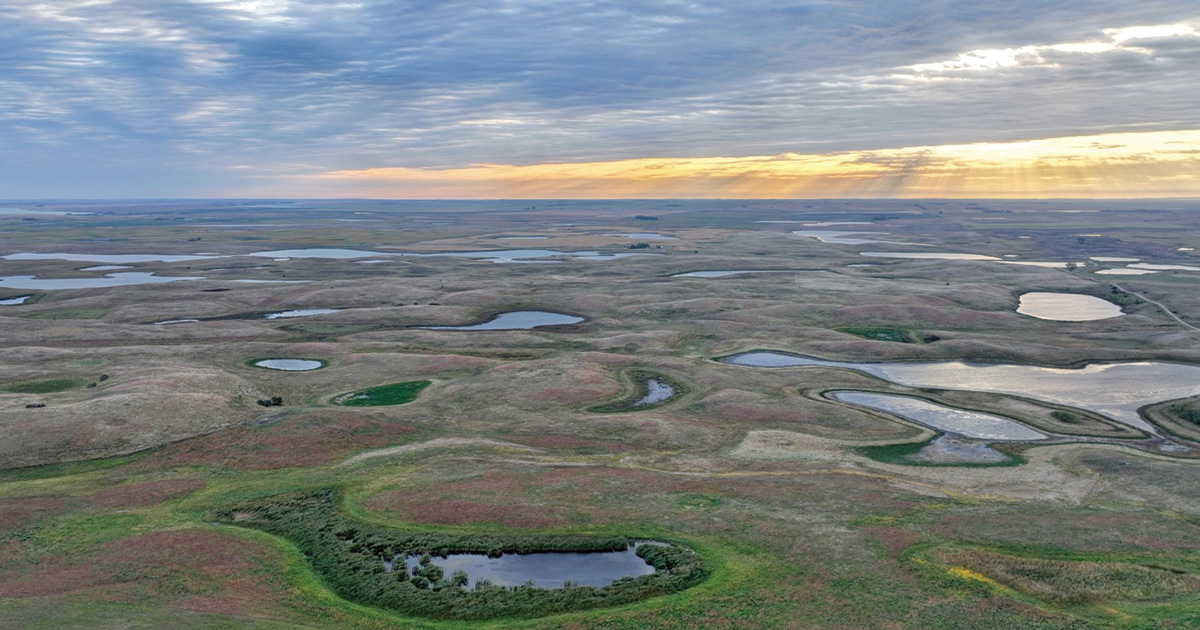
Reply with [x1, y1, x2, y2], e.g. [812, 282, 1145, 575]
[1016, 292, 1123, 321]
[252, 359, 325, 371]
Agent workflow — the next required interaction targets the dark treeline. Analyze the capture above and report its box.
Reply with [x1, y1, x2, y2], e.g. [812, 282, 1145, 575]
[213, 489, 709, 620]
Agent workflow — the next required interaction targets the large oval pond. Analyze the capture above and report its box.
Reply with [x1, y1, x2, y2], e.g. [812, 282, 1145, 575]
[419, 311, 583, 330]
[391, 546, 657, 589]
[252, 359, 325, 371]
[1016, 292, 1123, 321]
[830, 391, 1046, 440]
[721, 352, 1200, 432]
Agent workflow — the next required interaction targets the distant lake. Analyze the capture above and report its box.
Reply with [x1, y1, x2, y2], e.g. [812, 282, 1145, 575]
[419, 311, 583, 330]
[264, 308, 342, 319]
[0, 273, 202, 290]
[4, 252, 219, 263]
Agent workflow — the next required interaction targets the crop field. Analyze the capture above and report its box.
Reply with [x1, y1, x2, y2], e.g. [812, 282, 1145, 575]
[2, 199, 1200, 629]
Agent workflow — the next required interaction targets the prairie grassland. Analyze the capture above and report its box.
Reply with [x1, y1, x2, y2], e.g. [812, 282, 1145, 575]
[2, 199, 1200, 628]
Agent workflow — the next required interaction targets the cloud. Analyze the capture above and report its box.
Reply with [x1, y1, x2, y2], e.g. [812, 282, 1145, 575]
[0, 1, 1196, 196]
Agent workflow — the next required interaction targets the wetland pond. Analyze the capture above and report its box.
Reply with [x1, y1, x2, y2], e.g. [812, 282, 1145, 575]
[387, 545, 659, 589]
[0, 272, 202, 290]
[4, 252, 219, 263]
[721, 352, 1200, 432]
[0, 295, 31, 305]
[672, 270, 792, 278]
[635, 378, 676, 407]
[264, 308, 343, 319]
[419, 311, 583, 330]
[830, 392, 1046, 440]
[1016, 292, 1123, 321]
[252, 359, 325, 371]
[247, 248, 654, 263]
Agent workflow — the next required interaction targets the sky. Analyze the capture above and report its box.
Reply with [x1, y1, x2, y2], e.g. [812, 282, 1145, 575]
[1, 0, 1198, 198]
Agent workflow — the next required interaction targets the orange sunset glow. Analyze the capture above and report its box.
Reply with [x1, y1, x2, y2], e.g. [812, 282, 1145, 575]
[308, 130, 1200, 199]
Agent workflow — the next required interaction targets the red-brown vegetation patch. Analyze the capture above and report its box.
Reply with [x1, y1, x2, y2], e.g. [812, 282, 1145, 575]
[417, 354, 494, 372]
[139, 412, 418, 470]
[0, 497, 71, 531]
[715, 403, 816, 424]
[370, 466, 706, 528]
[862, 525, 924, 559]
[88, 479, 207, 508]
[527, 367, 618, 404]
[0, 529, 292, 619]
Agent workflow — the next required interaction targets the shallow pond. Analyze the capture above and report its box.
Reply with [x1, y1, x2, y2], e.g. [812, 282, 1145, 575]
[830, 391, 1046, 440]
[252, 359, 324, 371]
[1090, 256, 1140, 262]
[391, 546, 657, 589]
[634, 378, 676, 407]
[496, 235, 549, 240]
[1096, 268, 1159, 276]
[859, 252, 1000, 261]
[4, 252, 219, 263]
[793, 230, 899, 245]
[264, 308, 342, 319]
[0, 295, 31, 305]
[671, 270, 790, 278]
[1129, 263, 1200, 272]
[79, 265, 133, 271]
[721, 352, 1200, 432]
[420, 311, 583, 330]
[248, 248, 653, 263]
[154, 319, 200, 325]
[0, 272, 202, 290]
[1016, 292, 1123, 321]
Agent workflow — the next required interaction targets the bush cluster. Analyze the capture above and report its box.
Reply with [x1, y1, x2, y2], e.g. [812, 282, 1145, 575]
[215, 489, 709, 620]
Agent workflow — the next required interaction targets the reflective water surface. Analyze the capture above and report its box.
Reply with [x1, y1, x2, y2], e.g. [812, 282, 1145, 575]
[420, 311, 583, 330]
[722, 351, 1200, 431]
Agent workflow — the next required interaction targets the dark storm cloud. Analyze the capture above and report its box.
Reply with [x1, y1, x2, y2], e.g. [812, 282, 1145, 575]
[0, 0, 1196, 195]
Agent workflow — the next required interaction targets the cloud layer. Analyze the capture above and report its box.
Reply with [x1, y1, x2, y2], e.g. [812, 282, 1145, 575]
[0, 1, 1197, 196]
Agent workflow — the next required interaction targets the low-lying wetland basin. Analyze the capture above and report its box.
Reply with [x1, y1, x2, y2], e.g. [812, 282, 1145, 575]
[722, 351, 1200, 436]
[250, 358, 326, 371]
[1016, 292, 1124, 321]
[418, 310, 584, 330]
[389, 543, 660, 589]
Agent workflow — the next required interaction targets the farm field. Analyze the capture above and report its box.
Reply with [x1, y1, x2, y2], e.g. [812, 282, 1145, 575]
[2, 198, 1200, 629]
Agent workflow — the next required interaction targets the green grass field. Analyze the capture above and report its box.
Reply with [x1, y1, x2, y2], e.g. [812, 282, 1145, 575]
[333, 381, 432, 406]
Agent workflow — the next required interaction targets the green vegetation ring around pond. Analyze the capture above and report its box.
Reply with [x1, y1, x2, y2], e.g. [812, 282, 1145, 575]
[1, 376, 91, 394]
[1141, 397, 1200, 442]
[213, 489, 710, 620]
[837, 326, 939, 344]
[855, 436, 1027, 468]
[587, 369, 688, 413]
[332, 380, 432, 407]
